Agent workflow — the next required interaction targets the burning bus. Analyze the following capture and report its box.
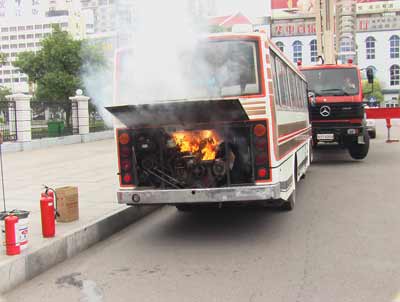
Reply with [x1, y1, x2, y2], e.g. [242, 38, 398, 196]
[106, 32, 312, 211]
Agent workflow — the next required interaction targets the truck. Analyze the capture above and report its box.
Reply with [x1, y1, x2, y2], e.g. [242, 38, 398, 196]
[297, 0, 374, 160]
[300, 62, 372, 159]
[106, 32, 312, 211]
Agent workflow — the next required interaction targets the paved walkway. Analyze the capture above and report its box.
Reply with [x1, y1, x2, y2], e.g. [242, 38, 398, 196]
[0, 139, 123, 262]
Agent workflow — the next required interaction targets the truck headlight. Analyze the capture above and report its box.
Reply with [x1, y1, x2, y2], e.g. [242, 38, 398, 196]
[347, 129, 357, 135]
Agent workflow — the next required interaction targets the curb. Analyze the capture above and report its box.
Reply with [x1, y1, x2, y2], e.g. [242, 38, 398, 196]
[0, 205, 160, 294]
[2, 131, 114, 153]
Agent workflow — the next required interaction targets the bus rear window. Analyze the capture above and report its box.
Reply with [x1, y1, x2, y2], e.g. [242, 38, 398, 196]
[116, 40, 262, 103]
[188, 40, 262, 98]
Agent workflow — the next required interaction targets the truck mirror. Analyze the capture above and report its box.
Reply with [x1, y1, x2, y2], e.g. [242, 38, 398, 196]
[366, 68, 374, 84]
[308, 91, 316, 107]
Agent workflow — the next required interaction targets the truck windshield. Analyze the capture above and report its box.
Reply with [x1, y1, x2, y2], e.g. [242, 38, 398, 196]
[302, 68, 359, 97]
[186, 40, 262, 98]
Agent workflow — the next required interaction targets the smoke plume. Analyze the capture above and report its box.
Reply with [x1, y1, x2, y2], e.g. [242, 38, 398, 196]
[83, 0, 209, 126]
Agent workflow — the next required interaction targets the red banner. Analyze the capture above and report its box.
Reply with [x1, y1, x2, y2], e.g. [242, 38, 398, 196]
[272, 0, 389, 10]
[365, 108, 400, 119]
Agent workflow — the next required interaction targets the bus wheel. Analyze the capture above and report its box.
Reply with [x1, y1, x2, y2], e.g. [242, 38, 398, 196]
[280, 191, 295, 211]
[309, 141, 314, 164]
[280, 161, 297, 211]
[348, 132, 370, 160]
[176, 205, 195, 212]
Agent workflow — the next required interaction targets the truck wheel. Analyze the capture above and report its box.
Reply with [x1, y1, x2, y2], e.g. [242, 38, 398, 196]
[369, 130, 376, 139]
[348, 132, 370, 160]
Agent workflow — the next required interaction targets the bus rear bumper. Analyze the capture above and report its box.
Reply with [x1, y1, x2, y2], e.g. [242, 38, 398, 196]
[117, 184, 281, 205]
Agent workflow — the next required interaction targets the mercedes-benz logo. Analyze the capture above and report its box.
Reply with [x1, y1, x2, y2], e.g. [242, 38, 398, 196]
[320, 105, 331, 117]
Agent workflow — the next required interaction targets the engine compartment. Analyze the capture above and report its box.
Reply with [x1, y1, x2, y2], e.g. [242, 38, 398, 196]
[131, 122, 255, 189]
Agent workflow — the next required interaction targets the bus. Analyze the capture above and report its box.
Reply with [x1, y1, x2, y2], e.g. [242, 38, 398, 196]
[106, 32, 312, 211]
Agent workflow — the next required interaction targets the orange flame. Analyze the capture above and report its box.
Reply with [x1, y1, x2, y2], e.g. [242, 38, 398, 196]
[172, 130, 221, 161]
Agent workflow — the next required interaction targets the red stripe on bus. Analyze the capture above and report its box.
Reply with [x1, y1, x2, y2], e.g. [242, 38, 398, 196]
[278, 127, 311, 143]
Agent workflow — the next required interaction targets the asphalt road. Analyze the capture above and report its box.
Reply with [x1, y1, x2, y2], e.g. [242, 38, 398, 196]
[4, 122, 400, 302]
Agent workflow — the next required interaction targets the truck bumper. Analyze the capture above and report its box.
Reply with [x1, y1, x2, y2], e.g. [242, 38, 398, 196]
[312, 124, 366, 143]
[117, 184, 281, 205]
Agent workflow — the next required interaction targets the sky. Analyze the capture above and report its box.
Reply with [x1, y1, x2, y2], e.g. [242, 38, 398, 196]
[214, 0, 271, 18]
[0, 0, 272, 23]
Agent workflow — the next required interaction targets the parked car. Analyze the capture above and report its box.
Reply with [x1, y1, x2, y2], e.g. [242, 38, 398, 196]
[366, 119, 376, 138]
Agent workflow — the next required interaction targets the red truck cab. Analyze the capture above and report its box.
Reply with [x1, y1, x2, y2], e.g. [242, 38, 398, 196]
[300, 62, 369, 159]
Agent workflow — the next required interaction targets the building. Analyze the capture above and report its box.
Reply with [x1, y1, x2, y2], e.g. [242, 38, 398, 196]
[189, 0, 216, 17]
[270, 0, 400, 106]
[80, 0, 118, 34]
[0, 0, 86, 93]
[209, 12, 253, 29]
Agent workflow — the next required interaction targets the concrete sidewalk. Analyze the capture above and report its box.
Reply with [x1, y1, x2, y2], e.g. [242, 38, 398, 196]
[0, 139, 158, 293]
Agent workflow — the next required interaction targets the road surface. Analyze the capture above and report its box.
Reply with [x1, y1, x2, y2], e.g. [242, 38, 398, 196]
[4, 122, 400, 302]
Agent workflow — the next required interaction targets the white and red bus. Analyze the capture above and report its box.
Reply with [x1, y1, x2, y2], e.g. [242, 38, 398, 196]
[107, 32, 312, 211]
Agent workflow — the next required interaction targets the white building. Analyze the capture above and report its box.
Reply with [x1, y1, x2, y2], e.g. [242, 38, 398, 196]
[270, 0, 400, 106]
[0, 1, 86, 93]
[81, 0, 117, 34]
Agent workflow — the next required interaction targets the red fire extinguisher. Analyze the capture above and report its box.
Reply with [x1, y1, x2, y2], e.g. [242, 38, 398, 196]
[5, 215, 20, 256]
[40, 190, 55, 238]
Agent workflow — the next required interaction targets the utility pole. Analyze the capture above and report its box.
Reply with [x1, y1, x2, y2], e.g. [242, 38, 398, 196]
[315, 0, 336, 64]
[315, 0, 357, 64]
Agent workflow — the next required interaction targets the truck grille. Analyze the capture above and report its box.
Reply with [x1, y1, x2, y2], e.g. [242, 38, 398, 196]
[310, 103, 364, 121]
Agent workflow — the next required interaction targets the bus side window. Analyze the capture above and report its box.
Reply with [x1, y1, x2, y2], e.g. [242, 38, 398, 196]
[286, 68, 293, 108]
[295, 76, 302, 109]
[286, 67, 294, 108]
[277, 58, 289, 107]
[270, 52, 281, 107]
[302, 81, 308, 109]
[289, 70, 297, 108]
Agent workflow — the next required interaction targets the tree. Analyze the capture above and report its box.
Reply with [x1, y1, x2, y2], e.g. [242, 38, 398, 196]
[0, 86, 11, 102]
[0, 52, 6, 66]
[14, 26, 105, 125]
[362, 79, 384, 105]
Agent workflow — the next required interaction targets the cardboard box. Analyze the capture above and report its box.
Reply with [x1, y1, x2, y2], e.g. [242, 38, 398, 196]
[55, 186, 79, 223]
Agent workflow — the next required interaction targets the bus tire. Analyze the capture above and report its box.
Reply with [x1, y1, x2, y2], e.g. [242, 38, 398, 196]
[176, 205, 194, 212]
[280, 191, 295, 211]
[280, 159, 297, 211]
[348, 132, 370, 160]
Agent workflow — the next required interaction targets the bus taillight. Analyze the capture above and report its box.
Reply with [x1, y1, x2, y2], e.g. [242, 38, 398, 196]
[254, 124, 266, 137]
[252, 122, 269, 181]
[119, 133, 131, 145]
[117, 130, 135, 186]
[257, 168, 267, 178]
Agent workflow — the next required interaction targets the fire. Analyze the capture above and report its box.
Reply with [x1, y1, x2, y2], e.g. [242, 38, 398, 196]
[172, 130, 221, 160]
